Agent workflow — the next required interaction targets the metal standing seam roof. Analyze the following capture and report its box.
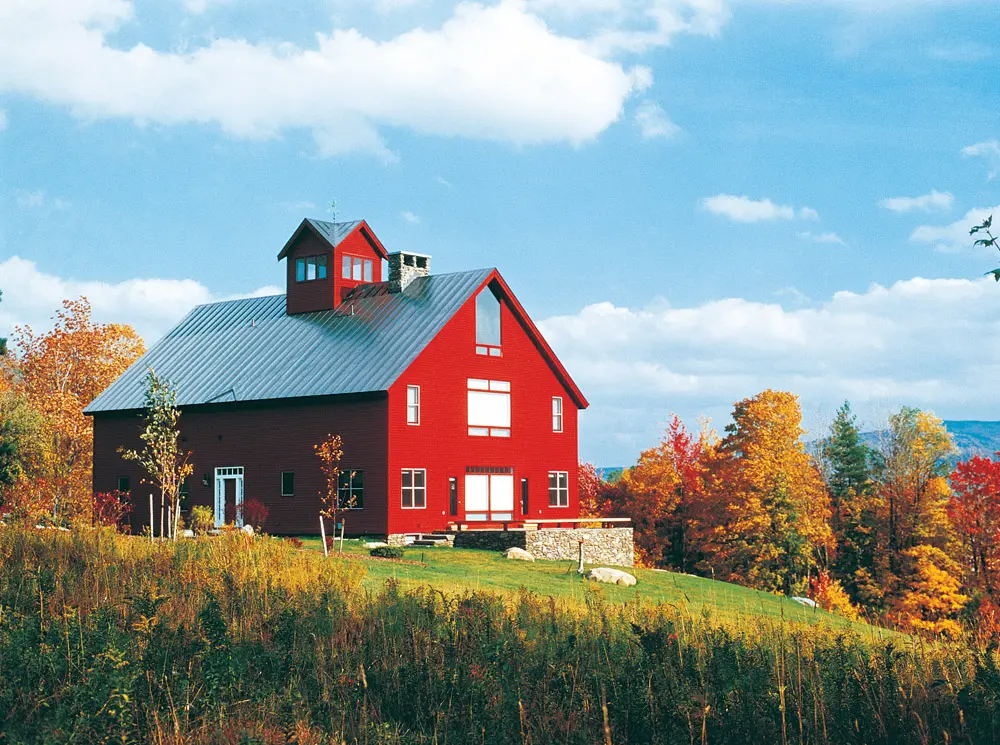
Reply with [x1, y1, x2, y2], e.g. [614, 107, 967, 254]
[305, 219, 361, 247]
[84, 268, 495, 414]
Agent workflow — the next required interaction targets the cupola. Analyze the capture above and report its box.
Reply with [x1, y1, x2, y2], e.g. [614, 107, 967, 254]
[277, 218, 388, 314]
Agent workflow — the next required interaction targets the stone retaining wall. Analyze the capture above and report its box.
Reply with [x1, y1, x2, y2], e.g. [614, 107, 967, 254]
[525, 527, 634, 567]
[449, 527, 634, 567]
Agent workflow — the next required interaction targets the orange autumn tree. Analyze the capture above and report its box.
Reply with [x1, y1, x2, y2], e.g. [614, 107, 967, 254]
[948, 454, 1000, 595]
[617, 415, 715, 570]
[705, 390, 833, 594]
[13, 298, 144, 521]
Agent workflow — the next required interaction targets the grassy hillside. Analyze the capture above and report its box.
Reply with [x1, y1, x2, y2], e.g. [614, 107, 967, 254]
[300, 537, 880, 633]
[2, 526, 997, 744]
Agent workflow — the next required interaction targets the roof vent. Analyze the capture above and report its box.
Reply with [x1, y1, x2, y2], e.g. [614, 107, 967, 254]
[387, 251, 431, 293]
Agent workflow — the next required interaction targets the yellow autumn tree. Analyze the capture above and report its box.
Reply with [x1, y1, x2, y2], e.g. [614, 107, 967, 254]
[13, 298, 144, 521]
[704, 390, 833, 594]
[892, 544, 968, 636]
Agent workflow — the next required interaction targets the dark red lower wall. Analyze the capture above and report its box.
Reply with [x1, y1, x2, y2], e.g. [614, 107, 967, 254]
[92, 393, 388, 536]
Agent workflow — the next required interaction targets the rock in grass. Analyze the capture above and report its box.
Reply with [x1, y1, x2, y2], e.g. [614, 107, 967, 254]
[587, 567, 637, 586]
[504, 547, 535, 562]
[792, 597, 817, 608]
[365, 541, 389, 549]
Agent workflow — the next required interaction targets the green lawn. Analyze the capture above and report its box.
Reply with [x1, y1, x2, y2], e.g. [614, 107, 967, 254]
[294, 536, 890, 636]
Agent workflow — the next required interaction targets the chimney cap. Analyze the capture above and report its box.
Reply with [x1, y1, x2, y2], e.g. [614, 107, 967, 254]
[387, 250, 432, 259]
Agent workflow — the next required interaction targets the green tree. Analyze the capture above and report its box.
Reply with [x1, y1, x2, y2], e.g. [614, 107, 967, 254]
[824, 402, 872, 504]
[120, 369, 193, 539]
[0, 388, 43, 489]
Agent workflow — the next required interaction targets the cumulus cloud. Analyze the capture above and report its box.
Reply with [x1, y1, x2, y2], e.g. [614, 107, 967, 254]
[911, 205, 1000, 253]
[879, 189, 953, 213]
[0, 0, 684, 158]
[700, 194, 818, 223]
[539, 276, 1000, 463]
[963, 140, 1000, 180]
[634, 100, 679, 140]
[0, 256, 280, 343]
[401, 210, 421, 224]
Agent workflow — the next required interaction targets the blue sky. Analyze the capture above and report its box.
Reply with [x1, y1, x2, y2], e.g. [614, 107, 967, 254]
[2, 0, 999, 465]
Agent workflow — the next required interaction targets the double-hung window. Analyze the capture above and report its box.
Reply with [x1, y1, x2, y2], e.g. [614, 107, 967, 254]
[337, 470, 364, 509]
[407, 385, 420, 425]
[467, 379, 510, 437]
[401, 469, 426, 509]
[552, 397, 563, 432]
[342, 255, 374, 282]
[548, 471, 569, 507]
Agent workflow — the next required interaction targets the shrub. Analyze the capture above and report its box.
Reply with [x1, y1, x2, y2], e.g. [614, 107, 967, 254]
[241, 499, 269, 532]
[809, 570, 861, 621]
[189, 505, 215, 534]
[92, 490, 131, 530]
[285, 536, 304, 549]
[370, 545, 404, 559]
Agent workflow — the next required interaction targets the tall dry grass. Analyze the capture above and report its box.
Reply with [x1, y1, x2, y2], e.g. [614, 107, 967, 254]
[1, 526, 998, 744]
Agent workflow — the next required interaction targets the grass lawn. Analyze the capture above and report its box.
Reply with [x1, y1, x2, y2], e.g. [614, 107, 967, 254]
[295, 535, 889, 636]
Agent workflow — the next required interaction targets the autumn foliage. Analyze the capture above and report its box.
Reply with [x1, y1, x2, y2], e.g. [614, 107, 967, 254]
[3, 298, 144, 522]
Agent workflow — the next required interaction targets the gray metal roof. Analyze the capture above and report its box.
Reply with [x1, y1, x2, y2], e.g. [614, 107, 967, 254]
[307, 219, 361, 247]
[84, 268, 494, 414]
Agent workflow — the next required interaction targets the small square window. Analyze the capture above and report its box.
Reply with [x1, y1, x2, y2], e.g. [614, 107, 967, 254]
[281, 471, 294, 497]
[307, 256, 317, 281]
[352, 257, 363, 281]
[337, 469, 364, 509]
[364, 259, 373, 282]
[317, 255, 328, 279]
[342, 255, 351, 279]
[548, 471, 568, 507]
[296, 258, 306, 282]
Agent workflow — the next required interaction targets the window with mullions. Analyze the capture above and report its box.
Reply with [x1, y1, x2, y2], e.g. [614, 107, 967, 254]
[342, 255, 374, 282]
[337, 470, 364, 509]
[552, 397, 563, 432]
[475, 287, 502, 356]
[407, 385, 420, 425]
[295, 255, 328, 282]
[467, 379, 510, 437]
[548, 471, 568, 507]
[401, 468, 426, 509]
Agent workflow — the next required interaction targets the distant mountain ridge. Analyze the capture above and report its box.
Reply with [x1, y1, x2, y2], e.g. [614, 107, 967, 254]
[861, 420, 1000, 461]
[597, 421, 1000, 477]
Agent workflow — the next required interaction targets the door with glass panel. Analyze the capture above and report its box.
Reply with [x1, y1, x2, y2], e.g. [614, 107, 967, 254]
[464, 468, 514, 522]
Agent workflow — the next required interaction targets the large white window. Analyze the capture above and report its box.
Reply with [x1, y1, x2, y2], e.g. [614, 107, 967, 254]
[342, 255, 374, 282]
[552, 396, 563, 432]
[401, 469, 426, 509]
[548, 471, 569, 507]
[467, 379, 510, 437]
[407, 385, 420, 425]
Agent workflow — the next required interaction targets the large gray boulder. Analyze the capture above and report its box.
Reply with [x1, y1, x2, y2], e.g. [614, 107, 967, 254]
[504, 547, 535, 562]
[586, 567, 637, 586]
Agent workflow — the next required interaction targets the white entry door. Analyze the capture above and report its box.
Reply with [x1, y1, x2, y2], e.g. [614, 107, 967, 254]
[214, 467, 245, 527]
[464, 473, 514, 522]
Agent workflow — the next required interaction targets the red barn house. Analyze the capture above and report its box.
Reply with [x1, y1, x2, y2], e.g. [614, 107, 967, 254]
[86, 218, 590, 540]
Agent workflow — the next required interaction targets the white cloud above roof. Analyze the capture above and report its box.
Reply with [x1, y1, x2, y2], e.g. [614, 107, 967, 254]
[911, 205, 1000, 253]
[700, 194, 819, 223]
[879, 190, 953, 213]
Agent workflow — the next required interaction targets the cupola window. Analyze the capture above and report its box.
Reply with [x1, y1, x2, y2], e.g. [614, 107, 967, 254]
[475, 287, 501, 356]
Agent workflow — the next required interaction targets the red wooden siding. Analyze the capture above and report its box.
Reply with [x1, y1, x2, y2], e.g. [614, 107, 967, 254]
[386, 280, 580, 534]
[93, 393, 389, 535]
[285, 227, 384, 315]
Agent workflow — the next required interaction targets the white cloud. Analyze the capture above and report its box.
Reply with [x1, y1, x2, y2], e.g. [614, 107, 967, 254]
[700, 194, 818, 223]
[182, 0, 231, 13]
[0, 256, 280, 343]
[879, 189, 953, 213]
[797, 231, 846, 246]
[911, 205, 1000, 253]
[0, 0, 676, 158]
[435, 176, 453, 187]
[963, 140, 1000, 180]
[401, 210, 421, 224]
[540, 275, 1000, 463]
[14, 190, 69, 210]
[634, 100, 679, 140]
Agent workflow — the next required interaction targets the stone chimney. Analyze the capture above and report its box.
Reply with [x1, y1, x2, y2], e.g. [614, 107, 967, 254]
[387, 251, 431, 293]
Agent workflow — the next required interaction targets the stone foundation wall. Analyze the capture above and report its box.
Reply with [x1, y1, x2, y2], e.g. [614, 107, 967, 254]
[386, 533, 409, 547]
[452, 530, 526, 552]
[525, 528, 634, 567]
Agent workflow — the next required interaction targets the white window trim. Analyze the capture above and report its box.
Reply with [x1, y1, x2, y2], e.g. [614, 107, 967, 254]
[548, 471, 569, 508]
[401, 468, 427, 510]
[552, 396, 564, 433]
[467, 379, 511, 437]
[407, 385, 421, 425]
